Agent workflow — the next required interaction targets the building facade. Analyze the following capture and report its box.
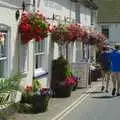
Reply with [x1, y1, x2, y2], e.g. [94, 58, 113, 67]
[0, 0, 97, 102]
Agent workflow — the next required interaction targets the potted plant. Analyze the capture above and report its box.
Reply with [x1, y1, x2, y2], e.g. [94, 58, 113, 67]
[32, 88, 52, 113]
[20, 79, 53, 113]
[0, 74, 21, 119]
[51, 56, 76, 97]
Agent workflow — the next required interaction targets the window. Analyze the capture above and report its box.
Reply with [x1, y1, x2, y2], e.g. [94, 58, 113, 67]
[102, 26, 109, 39]
[91, 10, 96, 25]
[34, 40, 46, 77]
[0, 31, 8, 77]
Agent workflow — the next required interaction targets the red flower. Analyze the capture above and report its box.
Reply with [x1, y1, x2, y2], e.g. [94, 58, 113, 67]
[19, 23, 31, 33]
[18, 11, 49, 44]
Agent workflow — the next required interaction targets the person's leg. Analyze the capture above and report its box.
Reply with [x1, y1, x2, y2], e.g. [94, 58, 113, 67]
[116, 73, 120, 96]
[111, 72, 116, 96]
[101, 70, 105, 91]
[105, 72, 110, 92]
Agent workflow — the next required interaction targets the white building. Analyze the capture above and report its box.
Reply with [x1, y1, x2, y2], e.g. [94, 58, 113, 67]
[95, 0, 120, 45]
[0, 0, 97, 101]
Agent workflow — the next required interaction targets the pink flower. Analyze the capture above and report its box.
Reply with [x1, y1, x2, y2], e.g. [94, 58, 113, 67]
[24, 85, 32, 93]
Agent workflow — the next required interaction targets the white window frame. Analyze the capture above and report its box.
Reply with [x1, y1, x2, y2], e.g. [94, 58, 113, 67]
[0, 25, 10, 78]
[34, 40, 47, 77]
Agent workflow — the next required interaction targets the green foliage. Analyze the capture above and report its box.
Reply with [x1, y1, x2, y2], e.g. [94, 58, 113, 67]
[32, 79, 41, 93]
[0, 74, 21, 119]
[0, 74, 21, 106]
[51, 56, 71, 88]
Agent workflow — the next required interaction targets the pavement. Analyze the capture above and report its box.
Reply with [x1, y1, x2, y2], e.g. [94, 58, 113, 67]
[9, 80, 101, 120]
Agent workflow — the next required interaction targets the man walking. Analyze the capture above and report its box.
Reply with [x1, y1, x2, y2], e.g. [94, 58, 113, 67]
[109, 45, 120, 96]
[98, 46, 111, 92]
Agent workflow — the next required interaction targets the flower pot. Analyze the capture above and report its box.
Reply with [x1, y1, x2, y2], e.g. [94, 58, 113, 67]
[32, 95, 50, 113]
[20, 95, 33, 104]
[54, 86, 72, 98]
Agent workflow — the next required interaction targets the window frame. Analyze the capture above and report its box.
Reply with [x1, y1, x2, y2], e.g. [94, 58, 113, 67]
[101, 26, 109, 39]
[34, 40, 47, 78]
[0, 25, 10, 78]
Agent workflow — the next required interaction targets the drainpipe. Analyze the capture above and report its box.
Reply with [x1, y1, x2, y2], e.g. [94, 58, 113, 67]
[32, 0, 36, 82]
[75, 2, 80, 24]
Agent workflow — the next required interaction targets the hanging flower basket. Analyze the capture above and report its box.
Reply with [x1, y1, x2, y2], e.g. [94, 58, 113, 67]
[66, 23, 87, 42]
[18, 11, 49, 44]
[51, 23, 86, 45]
[51, 24, 68, 45]
[83, 32, 107, 45]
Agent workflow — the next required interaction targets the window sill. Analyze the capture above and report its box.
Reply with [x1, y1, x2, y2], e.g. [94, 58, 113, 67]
[33, 68, 48, 79]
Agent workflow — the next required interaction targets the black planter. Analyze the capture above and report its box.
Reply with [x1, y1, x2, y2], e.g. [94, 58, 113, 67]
[54, 86, 72, 98]
[32, 95, 50, 113]
[20, 95, 33, 104]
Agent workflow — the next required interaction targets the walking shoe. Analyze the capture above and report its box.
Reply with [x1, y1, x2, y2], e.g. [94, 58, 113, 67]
[112, 88, 116, 96]
[116, 93, 120, 96]
[101, 86, 105, 92]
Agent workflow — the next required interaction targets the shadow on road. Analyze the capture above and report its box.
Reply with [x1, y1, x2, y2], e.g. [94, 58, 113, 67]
[92, 95, 114, 99]
[87, 91, 103, 94]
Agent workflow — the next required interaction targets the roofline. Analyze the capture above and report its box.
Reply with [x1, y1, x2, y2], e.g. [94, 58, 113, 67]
[97, 21, 120, 24]
[70, 0, 98, 10]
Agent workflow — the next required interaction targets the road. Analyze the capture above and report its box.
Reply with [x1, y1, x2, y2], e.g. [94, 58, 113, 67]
[62, 86, 120, 120]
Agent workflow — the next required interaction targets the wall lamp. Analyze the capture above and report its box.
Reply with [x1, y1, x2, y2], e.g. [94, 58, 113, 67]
[15, 0, 35, 21]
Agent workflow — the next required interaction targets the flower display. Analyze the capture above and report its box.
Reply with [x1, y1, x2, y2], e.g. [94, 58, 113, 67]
[22, 80, 53, 100]
[83, 32, 107, 45]
[34, 88, 53, 97]
[64, 76, 76, 86]
[19, 11, 49, 44]
[66, 24, 87, 42]
[51, 23, 87, 45]
[51, 24, 68, 45]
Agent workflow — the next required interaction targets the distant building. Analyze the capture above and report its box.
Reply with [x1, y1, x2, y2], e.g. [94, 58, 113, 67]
[94, 0, 120, 45]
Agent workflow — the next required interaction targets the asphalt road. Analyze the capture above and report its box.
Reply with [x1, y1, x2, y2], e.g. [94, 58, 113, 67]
[62, 87, 120, 120]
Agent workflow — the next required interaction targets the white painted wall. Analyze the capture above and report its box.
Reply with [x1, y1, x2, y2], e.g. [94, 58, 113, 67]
[39, 0, 75, 22]
[80, 5, 91, 26]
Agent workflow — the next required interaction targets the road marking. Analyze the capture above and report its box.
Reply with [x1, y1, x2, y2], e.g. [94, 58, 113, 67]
[58, 94, 89, 120]
[52, 84, 100, 120]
